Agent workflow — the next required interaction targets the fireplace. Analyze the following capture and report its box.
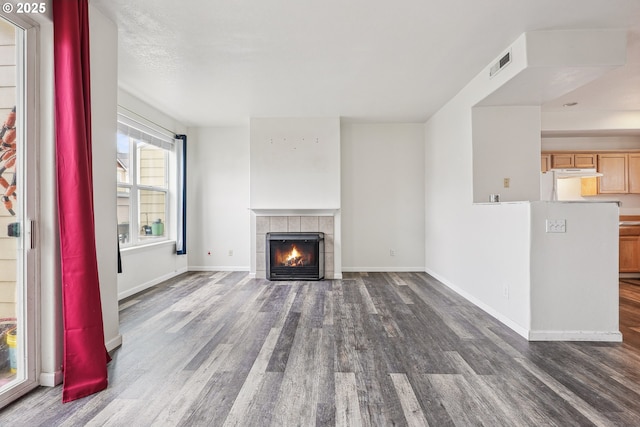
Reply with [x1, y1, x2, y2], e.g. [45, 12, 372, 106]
[266, 232, 324, 280]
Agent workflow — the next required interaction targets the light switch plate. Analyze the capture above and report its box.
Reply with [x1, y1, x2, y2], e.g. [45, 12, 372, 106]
[546, 219, 566, 233]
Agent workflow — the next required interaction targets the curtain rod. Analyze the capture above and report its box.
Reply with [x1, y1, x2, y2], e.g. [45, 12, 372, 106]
[117, 105, 179, 137]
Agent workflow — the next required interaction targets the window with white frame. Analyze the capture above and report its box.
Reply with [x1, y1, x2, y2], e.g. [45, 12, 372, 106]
[117, 116, 174, 247]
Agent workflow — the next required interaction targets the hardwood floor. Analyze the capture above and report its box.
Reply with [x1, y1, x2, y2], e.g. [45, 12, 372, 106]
[3, 272, 640, 426]
[620, 279, 640, 351]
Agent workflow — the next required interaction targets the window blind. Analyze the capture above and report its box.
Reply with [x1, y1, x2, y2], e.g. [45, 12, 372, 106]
[117, 114, 175, 151]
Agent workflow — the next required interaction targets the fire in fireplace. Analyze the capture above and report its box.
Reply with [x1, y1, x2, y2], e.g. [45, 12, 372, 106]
[266, 232, 324, 280]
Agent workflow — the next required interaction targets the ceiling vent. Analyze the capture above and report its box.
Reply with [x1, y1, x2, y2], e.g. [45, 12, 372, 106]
[489, 50, 511, 78]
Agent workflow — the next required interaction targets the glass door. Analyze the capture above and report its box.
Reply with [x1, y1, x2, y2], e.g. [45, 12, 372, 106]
[0, 14, 37, 407]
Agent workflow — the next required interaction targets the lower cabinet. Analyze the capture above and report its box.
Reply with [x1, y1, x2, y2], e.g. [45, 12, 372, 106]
[620, 234, 640, 273]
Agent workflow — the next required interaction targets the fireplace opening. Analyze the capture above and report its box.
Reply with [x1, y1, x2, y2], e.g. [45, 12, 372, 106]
[266, 232, 324, 280]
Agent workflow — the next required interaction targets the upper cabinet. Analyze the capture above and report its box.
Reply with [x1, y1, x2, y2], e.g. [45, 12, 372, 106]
[628, 154, 640, 194]
[548, 153, 596, 169]
[551, 153, 574, 168]
[541, 154, 551, 173]
[541, 150, 640, 195]
[598, 153, 628, 193]
[574, 153, 597, 168]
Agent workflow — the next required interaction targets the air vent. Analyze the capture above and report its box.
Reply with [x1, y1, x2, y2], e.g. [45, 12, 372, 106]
[489, 50, 511, 78]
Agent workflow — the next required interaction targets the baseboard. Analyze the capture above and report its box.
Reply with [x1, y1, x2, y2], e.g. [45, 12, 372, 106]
[528, 330, 623, 342]
[188, 266, 250, 272]
[341, 267, 426, 272]
[118, 268, 187, 301]
[106, 334, 123, 352]
[424, 268, 625, 343]
[39, 336, 122, 388]
[40, 370, 63, 387]
[424, 267, 530, 340]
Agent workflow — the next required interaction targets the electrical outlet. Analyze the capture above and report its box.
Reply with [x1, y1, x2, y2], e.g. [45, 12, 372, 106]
[228, 250, 233, 256]
[504, 178, 510, 188]
[390, 249, 396, 257]
[503, 285, 509, 300]
[546, 219, 566, 233]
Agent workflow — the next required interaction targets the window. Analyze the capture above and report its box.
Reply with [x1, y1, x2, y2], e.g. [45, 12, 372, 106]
[117, 116, 174, 247]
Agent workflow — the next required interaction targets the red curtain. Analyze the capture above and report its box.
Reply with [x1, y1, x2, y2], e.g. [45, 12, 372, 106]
[53, 0, 109, 402]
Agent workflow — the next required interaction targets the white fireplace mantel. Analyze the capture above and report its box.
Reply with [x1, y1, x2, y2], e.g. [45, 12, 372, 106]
[251, 208, 339, 216]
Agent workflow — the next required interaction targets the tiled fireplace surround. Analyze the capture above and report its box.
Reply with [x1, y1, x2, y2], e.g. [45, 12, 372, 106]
[255, 215, 335, 280]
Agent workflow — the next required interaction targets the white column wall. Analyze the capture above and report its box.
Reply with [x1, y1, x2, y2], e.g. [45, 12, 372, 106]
[529, 201, 620, 340]
[89, 6, 121, 351]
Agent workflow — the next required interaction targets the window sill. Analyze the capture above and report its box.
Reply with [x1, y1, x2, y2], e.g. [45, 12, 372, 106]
[120, 239, 175, 254]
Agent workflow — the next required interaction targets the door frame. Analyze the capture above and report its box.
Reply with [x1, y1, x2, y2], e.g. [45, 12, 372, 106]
[0, 13, 40, 408]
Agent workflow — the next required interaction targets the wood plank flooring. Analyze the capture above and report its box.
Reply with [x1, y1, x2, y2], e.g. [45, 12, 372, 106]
[620, 279, 640, 351]
[3, 272, 640, 426]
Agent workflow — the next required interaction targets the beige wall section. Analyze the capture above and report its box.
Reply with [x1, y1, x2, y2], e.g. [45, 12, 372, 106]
[0, 19, 16, 319]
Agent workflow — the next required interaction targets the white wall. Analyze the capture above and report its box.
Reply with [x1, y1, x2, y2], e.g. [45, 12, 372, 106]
[187, 126, 251, 270]
[542, 110, 640, 133]
[542, 135, 640, 151]
[424, 93, 533, 335]
[341, 123, 425, 271]
[250, 117, 341, 210]
[116, 90, 189, 298]
[425, 30, 622, 340]
[472, 106, 541, 202]
[89, 7, 121, 351]
[530, 201, 620, 340]
[118, 89, 187, 135]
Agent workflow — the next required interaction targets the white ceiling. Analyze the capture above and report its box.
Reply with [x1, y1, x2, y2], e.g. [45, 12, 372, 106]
[91, 0, 640, 127]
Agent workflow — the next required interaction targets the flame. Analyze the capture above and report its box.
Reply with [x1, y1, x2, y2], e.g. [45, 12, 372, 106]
[286, 246, 301, 262]
[281, 245, 305, 267]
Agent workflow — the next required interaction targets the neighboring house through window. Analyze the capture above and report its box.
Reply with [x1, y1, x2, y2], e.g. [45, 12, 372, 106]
[117, 115, 174, 247]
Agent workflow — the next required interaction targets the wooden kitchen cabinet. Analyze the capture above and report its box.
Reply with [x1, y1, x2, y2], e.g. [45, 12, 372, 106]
[598, 153, 628, 193]
[541, 154, 551, 172]
[620, 217, 640, 273]
[551, 153, 574, 168]
[549, 153, 596, 169]
[620, 234, 640, 272]
[628, 153, 640, 194]
[541, 150, 640, 194]
[574, 153, 597, 168]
